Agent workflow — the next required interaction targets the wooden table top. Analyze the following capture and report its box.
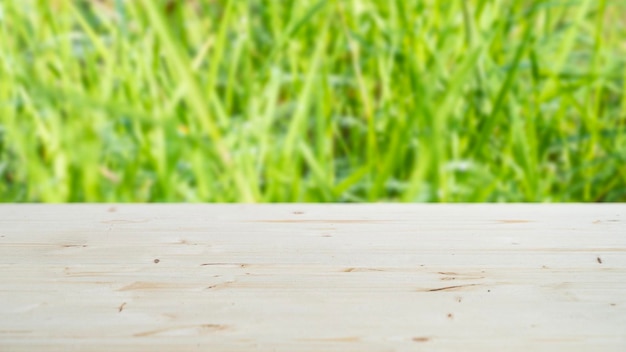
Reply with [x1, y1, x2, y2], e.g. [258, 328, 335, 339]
[1, 204, 625, 351]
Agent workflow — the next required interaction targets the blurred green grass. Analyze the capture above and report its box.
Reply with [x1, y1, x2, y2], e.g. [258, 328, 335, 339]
[1, 0, 625, 202]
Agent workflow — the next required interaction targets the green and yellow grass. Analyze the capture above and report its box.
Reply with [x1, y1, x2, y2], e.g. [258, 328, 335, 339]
[1, 0, 625, 202]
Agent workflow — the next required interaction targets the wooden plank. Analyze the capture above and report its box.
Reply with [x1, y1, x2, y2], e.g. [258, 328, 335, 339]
[0, 204, 625, 351]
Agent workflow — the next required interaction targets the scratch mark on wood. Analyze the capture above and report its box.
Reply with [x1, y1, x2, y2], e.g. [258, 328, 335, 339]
[2, 243, 59, 247]
[119, 282, 183, 291]
[200, 263, 248, 267]
[438, 271, 484, 281]
[424, 284, 480, 292]
[101, 219, 149, 224]
[64, 271, 116, 277]
[205, 281, 235, 290]
[343, 267, 385, 272]
[533, 338, 583, 342]
[520, 247, 626, 252]
[249, 219, 389, 223]
[134, 324, 228, 337]
[597, 257, 602, 264]
[177, 239, 199, 245]
[441, 276, 484, 281]
[299, 336, 360, 342]
[118, 302, 126, 312]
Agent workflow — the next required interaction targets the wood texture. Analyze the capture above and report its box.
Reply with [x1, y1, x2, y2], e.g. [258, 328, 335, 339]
[0, 204, 625, 351]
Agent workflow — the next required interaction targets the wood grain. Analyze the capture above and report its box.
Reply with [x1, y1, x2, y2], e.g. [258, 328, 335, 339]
[0, 204, 625, 351]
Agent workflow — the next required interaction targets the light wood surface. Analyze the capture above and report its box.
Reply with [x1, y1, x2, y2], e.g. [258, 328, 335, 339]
[1, 204, 625, 351]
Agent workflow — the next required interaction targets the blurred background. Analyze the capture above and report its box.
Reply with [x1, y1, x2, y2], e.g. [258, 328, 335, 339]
[0, 0, 625, 202]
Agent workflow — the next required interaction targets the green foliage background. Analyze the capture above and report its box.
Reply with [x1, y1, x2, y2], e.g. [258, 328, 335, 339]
[1, 0, 625, 202]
